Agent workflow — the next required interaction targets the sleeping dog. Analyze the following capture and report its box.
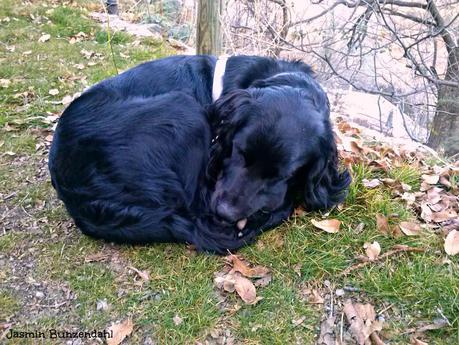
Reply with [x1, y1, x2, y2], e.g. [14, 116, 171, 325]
[49, 55, 351, 253]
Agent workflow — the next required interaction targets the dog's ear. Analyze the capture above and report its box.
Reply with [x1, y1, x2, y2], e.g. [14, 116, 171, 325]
[206, 90, 255, 181]
[302, 138, 351, 211]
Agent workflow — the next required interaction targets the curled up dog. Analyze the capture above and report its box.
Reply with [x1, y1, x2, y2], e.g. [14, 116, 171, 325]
[49, 55, 351, 253]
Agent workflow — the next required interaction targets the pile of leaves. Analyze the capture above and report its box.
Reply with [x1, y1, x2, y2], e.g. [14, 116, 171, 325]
[214, 255, 272, 306]
[334, 118, 459, 256]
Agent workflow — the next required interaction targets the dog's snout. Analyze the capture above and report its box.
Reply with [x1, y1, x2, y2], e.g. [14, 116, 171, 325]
[216, 201, 239, 222]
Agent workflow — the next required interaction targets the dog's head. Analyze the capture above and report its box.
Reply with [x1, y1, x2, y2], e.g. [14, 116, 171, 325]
[207, 75, 351, 226]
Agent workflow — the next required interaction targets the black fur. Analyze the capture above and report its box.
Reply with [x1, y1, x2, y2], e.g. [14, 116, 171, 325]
[49, 55, 351, 253]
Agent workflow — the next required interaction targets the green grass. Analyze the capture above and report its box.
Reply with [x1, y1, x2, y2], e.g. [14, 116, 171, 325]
[0, 0, 458, 344]
[0, 290, 20, 320]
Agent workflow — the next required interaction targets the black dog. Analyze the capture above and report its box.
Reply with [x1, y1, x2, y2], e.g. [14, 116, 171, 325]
[49, 55, 351, 253]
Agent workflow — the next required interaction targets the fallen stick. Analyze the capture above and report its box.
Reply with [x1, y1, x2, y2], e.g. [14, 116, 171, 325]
[339, 245, 424, 277]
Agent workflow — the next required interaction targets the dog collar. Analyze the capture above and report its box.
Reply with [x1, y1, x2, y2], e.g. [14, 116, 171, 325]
[212, 55, 229, 102]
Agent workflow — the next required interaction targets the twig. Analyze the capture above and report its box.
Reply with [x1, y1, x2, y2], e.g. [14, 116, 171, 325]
[340, 312, 344, 344]
[35, 301, 67, 308]
[99, 0, 119, 74]
[339, 245, 425, 276]
[370, 332, 386, 345]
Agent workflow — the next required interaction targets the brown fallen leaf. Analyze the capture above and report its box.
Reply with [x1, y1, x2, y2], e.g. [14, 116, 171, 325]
[0, 79, 11, 88]
[173, 315, 183, 326]
[343, 300, 383, 345]
[399, 221, 422, 236]
[376, 214, 390, 235]
[354, 222, 365, 233]
[401, 183, 412, 192]
[420, 203, 433, 223]
[84, 252, 110, 263]
[410, 337, 428, 345]
[107, 319, 134, 345]
[381, 178, 397, 186]
[292, 315, 306, 327]
[311, 219, 341, 233]
[128, 266, 150, 281]
[308, 289, 325, 304]
[401, 192, 416, 205]
[364, 241, 381, 261]
[406, 317, 449, 336]
[227, 255, 270, 278]
[317, 316, 336, 345]
[439, 175, 451, 188]
[426, 187, 443, 204]
[233, 273, 258, 304]
[214, 273, 236, 293]
[363, 178, 381, 189]
[444, 230, 459, 256]
[343, 300, 368, 344]
[38, 33, 51, 42]
[48, 88, 59, 96]
[422, 174, 440, 185]
[254, 273, 272, 287]
[431, 210, 458, 223]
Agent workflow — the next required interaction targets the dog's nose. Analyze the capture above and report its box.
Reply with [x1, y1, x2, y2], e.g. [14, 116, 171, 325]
[216, 202, 239, 223]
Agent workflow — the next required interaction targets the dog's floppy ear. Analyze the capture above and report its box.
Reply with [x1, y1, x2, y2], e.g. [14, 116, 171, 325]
[206, 90, 255, 181]
[302, 137, 351, 211]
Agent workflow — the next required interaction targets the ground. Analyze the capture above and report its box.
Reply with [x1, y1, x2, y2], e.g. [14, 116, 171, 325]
[0, 1, 458, 344]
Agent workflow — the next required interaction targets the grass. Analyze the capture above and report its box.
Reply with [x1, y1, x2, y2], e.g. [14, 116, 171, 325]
[0, 290, 20, 320]
[0, 0, 458, 344]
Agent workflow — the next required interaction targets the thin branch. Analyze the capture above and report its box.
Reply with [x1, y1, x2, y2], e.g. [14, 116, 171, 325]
[382, 8, 435, 26]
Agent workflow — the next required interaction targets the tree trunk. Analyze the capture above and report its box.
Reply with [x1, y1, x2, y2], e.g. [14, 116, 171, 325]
[428, 46, 459, 157]
[196, 0, 223, 55]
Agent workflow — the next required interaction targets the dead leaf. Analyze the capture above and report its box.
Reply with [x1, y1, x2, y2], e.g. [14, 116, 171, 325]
[311, 219, 341, 233]
[84, 252, 110, 263]
[376, 214, 390, 235]
[308, 289, 325, 304]
[292, 316, 306, 326]
[416, 318, 449, 333]
[48, 89, 59, 96]
[62, 95, 73, 105]
[381, 178, 397, 186]
[253, 274, 272, 287]
[38, 33, 51, 42]
[343, 300, 383, 345]
[364, 241, 381, 261]
[354, 222, 365, 233]
[422, 174, 439, 185]
[0, 79, 11, 88]
[420, 203, 433, 223]
[431, 210, 457, 223]
[410, 337, 428, 345]
[444, 230, 459, 256]
[401, 183, 412, 192]
[318, 316, 336, 345]
[173, 315, 183, 326]
[363, 178, 381, 189]
[401, 192, 416, 205]
[233, 274, 258, 304]
[128, 266, 150, 281]
[96, 299, 110, 311]
[439, 176, 451, 188]
[107, 319, 133, 345]
[228, 255, 270, 278]
[399, 221, 422, 236]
